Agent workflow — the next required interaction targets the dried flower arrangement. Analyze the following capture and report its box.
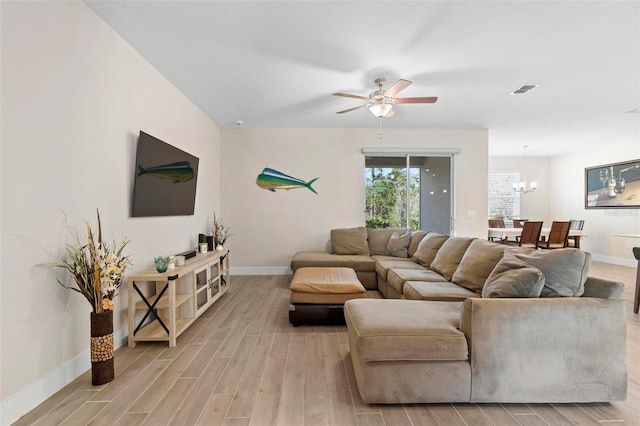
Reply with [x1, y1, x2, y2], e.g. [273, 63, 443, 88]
[46, 210, 132, 313]
[210, 211, 232, 247]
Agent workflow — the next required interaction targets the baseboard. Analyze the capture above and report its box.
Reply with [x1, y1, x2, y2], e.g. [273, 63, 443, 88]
[230, 266, 292, 275]
[591, 254, 636, 268]
[0, 324, 128, 425]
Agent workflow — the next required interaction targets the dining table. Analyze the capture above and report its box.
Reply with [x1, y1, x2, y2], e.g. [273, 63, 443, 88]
[487, 227, 587, 248]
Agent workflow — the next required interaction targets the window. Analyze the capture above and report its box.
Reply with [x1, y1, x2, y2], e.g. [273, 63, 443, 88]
[488, 172, 520, 220]
[364, 155, 452, 234]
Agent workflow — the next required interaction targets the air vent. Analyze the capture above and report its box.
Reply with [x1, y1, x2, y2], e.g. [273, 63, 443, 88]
[510, 84, 538, 95]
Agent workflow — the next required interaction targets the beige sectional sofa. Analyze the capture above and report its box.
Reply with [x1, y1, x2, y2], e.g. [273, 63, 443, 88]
[290, 226, 628, 404]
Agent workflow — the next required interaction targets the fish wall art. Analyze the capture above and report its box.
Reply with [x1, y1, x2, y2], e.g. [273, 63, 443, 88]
[137, 161, 194, 183]
[256, 168, 318, 194]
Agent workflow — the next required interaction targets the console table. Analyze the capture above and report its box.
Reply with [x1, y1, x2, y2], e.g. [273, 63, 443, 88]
[127, 249, 230, 347]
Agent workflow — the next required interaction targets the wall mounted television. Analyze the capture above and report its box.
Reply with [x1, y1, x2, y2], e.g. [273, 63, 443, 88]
[132, 131, 199, 217]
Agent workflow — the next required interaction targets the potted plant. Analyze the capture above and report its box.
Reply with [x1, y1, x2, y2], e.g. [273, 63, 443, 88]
[46, 210, 131, 385]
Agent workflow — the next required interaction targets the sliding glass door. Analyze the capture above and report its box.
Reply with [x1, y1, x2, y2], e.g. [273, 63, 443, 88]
[365, 155, 452, 234]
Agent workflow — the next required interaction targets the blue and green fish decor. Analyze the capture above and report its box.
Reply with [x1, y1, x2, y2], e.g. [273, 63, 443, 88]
[256, 168, 318, 194]
[137, 161, 194, 183]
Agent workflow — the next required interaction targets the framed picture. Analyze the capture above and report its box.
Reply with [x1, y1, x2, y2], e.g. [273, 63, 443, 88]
[585, 159, 640, 209]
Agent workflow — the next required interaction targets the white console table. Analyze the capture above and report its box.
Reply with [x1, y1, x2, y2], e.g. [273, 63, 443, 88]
[127, 249, 229, 347]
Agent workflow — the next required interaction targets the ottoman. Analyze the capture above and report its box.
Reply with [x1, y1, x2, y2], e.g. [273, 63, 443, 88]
[289, 267, 366, 326]
[344, 298, 470, 403]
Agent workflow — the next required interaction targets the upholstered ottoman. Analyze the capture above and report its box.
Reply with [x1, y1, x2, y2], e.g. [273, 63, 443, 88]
[289, 267, 366, 326]
[344, 298, 471, 403]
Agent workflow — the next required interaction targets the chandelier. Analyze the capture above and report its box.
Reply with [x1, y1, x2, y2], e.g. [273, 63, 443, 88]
[513, 145, 537, 193]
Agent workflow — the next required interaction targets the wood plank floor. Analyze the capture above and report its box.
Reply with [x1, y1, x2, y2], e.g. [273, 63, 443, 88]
[13, 261, 640, 425]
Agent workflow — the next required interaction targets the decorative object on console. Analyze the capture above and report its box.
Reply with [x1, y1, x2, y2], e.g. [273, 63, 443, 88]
[176, 249, 197, 260]
[585, 159, 640, 209]
[210, 211, 233, 249]
[154, 256, 169, 272]
[44, 209, 131, 385]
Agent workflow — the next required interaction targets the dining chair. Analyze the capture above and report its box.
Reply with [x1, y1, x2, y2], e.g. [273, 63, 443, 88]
[538, 221, 571, 249]
[518, 221, 543, 249]
[488, 220, 506, 242]
[567, 219, 585, 248]
[512, 219, 528, 243]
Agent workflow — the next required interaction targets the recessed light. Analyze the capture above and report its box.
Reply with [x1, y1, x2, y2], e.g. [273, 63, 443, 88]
[235, 120, 244, 126]
[509, 84, 539, 95]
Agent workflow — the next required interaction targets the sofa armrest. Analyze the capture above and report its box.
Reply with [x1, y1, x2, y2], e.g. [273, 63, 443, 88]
[582, 276, 625, 300]
[459, 297, 627, 402]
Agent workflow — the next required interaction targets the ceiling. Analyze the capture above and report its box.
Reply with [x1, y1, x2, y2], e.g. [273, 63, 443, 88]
[85, 1, 640, 157]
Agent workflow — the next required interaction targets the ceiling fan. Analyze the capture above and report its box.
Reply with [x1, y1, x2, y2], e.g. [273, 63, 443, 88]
[333, 78, 438, 119]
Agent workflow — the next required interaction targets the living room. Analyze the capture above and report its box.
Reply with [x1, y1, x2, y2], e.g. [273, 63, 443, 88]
[2, 1, 639, 424]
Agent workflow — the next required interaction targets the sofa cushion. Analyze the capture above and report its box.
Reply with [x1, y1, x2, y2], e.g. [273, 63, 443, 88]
[482, 253, 545, 298]
[407, 230, 429, 257]
[387, 269, 448, 295]
[452, 239, 505, 293]
[386, 231, 411, 257]
[291, 251, 375, 272]
[331, 226, 370, 255]
[412, 233, 449, 267]
[367, 228, 407, 256]
[430, 237, 475, 281]
[290, 267, 366, 294]
[374, 259, 424, 281]
[404, 281, 479, 301]
[344, 299, 468, 362]
[509, 248, 591, 297]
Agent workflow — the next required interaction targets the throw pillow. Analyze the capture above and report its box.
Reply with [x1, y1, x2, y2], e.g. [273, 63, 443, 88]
[430, 237, 475, 281]
[452, 239, 506, 293]
[385, 231, 411, 258]
[509, 248, 591, 297]
[412, 233, 449, 267]
[368, 228, 407, 256]
[331, 226, 370, 255]
[482, 253, 545, 298]
[407, 230, 429, 257]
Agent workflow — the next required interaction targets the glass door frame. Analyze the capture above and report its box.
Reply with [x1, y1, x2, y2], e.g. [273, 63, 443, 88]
[363, 148, 458, 234]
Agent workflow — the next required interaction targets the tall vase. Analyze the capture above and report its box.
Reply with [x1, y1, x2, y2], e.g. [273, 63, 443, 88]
[90, 310, 114, 385]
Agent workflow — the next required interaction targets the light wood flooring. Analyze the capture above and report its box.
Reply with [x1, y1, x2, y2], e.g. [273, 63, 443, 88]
[13, 261, 640, 425]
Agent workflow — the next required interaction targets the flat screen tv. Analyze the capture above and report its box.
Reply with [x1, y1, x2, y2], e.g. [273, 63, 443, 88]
[132, 131, 199, 217]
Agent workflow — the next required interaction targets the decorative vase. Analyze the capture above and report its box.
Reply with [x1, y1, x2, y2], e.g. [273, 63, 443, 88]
[90, 310, 114, 386]
[154, 257, 169, 272]
[216, 244, 224, 251]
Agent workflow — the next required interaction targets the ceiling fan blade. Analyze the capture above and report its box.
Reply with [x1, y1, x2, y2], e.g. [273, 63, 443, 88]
[333, 92, 370, 101]
[336, 103, 370, 114]
[384, 79, 412, 97]
[393, 96, 438, 104]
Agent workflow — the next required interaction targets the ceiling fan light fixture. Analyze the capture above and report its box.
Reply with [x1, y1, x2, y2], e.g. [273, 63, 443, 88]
[369, 103, 392, 118]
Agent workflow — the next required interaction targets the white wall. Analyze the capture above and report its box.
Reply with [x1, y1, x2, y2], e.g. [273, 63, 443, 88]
[489, 156, 551, 224]
[1, 2, 220, 422]
[549, 142, 640, 265]
[221, 128, 489, 273]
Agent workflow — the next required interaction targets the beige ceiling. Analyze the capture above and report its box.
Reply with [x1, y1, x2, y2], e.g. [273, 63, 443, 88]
[86, 1, 640, 157]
